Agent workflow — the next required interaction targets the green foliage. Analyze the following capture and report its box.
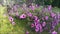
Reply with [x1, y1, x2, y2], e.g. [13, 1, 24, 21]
[35, 0, 60, 8]
[0, 6, 25, 34]
[0, 6, 13, 34]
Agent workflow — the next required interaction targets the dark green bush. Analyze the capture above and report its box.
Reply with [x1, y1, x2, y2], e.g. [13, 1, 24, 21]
[35, 0, 60, 8]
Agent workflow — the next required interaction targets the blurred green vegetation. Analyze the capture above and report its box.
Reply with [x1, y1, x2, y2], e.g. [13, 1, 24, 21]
[0, 6, 25, 34]
[35, 0, 60, 8]
[2, 0, 60, 8]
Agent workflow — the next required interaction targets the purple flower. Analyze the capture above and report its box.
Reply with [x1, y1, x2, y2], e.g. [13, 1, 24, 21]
[34, 16, 38, 20]
[45, 16, 48, 20]
[29, 5, 35, 11]
[31, 23, 34, 28]
[42, 22, 46, 27]
[35, 24, 40, 32]
[35, 4, 39, 8]
[9, 10, 13, 14]
[35, 26, 39, 32]
[36, 4, 38, 7]
[34, 22, 39, 27]
[9, 16, 14, 22]
[19, 14, 26, 19]
[58, 14, 60, 19]
[48, 5, 52, 11]
[51, 25, 55, 29]
[34, 22, 37, 26]
[12, 21, 16, 25]
[50, 12, 56, 18]
[52, 31, 57, 34]
[27, 12, 32, 17]
[39, 24, 43, 32]
[34, 19, 39, 24]
[13, 5, 17, 11]
[26, 31, 29, 34]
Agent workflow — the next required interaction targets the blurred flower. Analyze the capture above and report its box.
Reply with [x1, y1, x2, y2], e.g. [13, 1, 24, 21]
[45, 16, 48, 20]
[12, 21, 16, 25]
[52, 31, 57, 34]
[58, 13, 60, 19]
[19, 14, 26, 19]
[42, 22, 46, 27]
[50, 12, 56, 18]
[34, 22, 37, 26]
[39, 24, 43, 32]
[35, 22, 40, 32]
[13, 5, 18, 11]
[27, 12, 32, 17]
[48, 5, 52, 11]
[31, 23, 34, 28]
[34, 16, 38, 20]
[35, 4, 39, 8]
[9, 16, 14, 22]
[35, 26, 39, 32]
[9, 10, 14, 15]
[52, 20, 59, 26]
[36, 4, 38, 7]
[29, 5, 35, 11]
[34, 19, 40, 24]
[26, 31, 29, 34]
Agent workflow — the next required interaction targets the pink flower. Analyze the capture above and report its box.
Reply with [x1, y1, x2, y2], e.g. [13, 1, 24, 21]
[35, 4, 39, 8]
[19, 14, 26, 19]
[35, 26, 39, 32]
[34, 19, 39, 24]
[48, 5, 52, 11]
[42, 22, 46, 27]
[27, 12, 32, 17]
[34, 16, 38, 20]
[29, 5, 35, 11]
[39, 24, 43, 32]
[12, 22, 16, 25]
[9, 16, 14, 22]
[50, 12, 56, 18]
[45, 16, 48, 20]
[13, 5, 17, 11]
[31, 23, 34, 28]
[26, 31, 29, 34]
[36, 4, 38, 7]
[52, 31, 57, 34]
[35, 24, 40, 32]
[34, 22, 37, 26]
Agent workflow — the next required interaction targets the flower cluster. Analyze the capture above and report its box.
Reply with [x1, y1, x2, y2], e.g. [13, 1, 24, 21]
[9, 16, 16, 25]
[7, 4, 60, 34]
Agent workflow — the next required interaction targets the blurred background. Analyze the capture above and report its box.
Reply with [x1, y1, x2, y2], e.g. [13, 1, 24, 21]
[0, 0, 60, 8]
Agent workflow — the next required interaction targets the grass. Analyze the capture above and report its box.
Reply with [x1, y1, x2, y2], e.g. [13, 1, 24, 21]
[0, 6, 25, 34]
